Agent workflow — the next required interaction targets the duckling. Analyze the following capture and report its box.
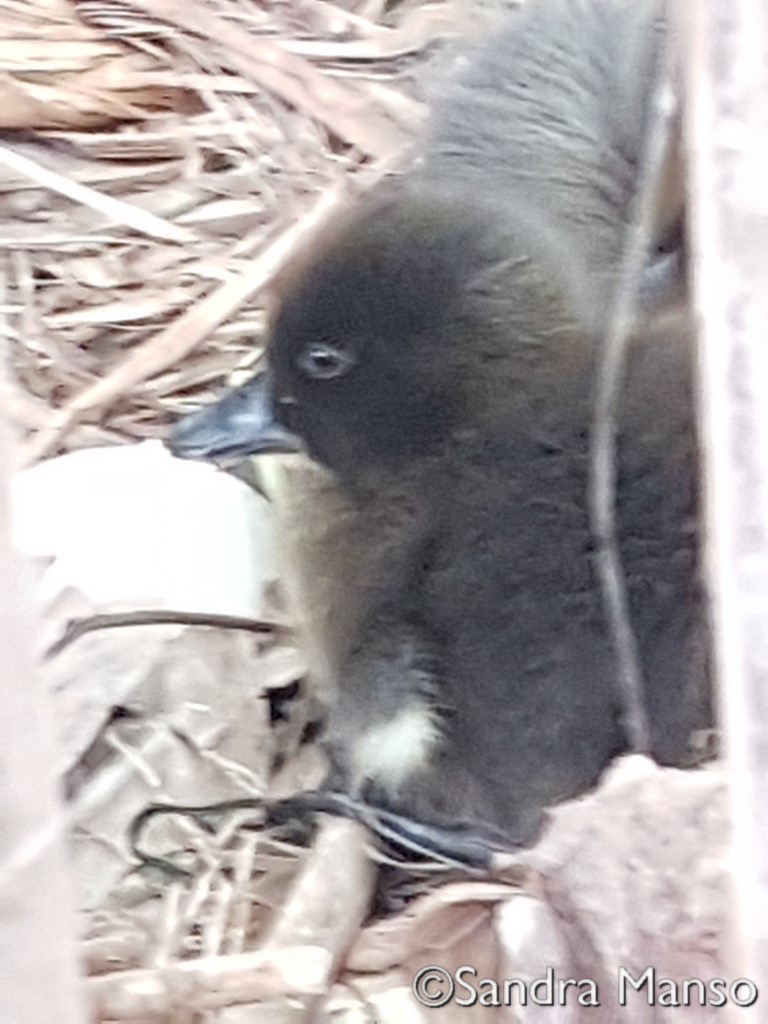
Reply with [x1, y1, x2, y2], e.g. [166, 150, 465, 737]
[170, 0, 708, 845]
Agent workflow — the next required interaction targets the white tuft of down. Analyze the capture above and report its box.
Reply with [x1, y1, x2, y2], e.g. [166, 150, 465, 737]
[349, 702, 441, 793]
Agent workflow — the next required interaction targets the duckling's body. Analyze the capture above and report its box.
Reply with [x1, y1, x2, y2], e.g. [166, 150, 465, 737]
[171, 0, 708, 846]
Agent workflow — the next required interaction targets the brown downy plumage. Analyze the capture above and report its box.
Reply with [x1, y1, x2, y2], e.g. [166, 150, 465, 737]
[170, 0, 709, 848]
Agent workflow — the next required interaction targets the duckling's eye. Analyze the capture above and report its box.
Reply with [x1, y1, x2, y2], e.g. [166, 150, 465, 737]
[297, 342, 354, 381]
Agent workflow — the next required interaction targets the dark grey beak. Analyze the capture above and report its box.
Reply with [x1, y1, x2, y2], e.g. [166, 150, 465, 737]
[168, 371, 303, 466]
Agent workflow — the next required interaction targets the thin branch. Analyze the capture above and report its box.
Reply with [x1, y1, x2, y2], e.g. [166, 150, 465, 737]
[588, 30, 680, 754]
[45, 609, 288, 660]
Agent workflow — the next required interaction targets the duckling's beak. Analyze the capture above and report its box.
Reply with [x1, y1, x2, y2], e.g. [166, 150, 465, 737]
[168, 371, 303, 467]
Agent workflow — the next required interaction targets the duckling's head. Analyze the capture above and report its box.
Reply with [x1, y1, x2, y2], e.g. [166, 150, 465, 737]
[169, 186, 585, 484]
